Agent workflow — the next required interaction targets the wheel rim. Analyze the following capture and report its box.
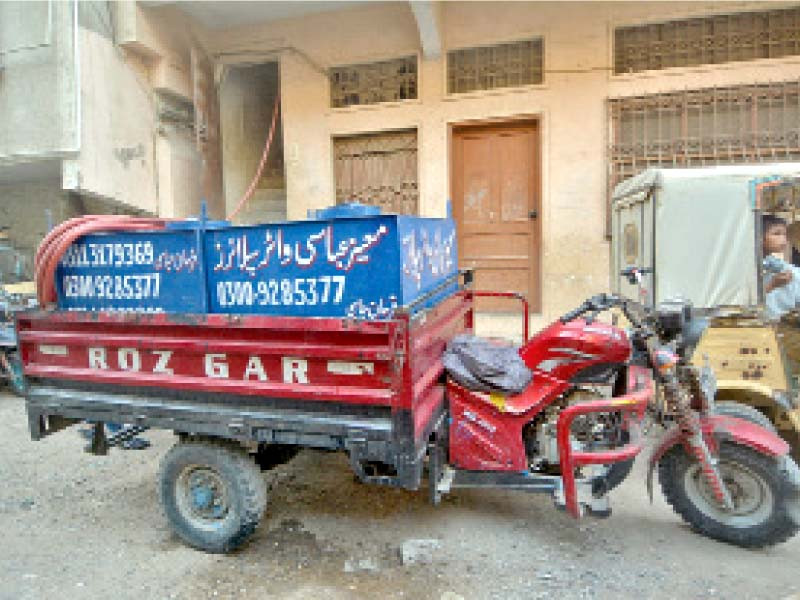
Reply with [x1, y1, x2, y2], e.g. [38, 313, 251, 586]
[175, 465, 232, 531]
[684, 460, 774, 528]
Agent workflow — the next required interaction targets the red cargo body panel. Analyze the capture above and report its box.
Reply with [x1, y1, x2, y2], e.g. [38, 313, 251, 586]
[19, 292, 471, 444]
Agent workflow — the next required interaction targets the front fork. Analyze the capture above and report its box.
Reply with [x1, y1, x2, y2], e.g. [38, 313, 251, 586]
[678, 408, 735, 510]
[663, 373, 735, 511]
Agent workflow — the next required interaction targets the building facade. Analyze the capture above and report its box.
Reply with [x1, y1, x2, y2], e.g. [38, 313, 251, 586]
[2, 1, 799, 326]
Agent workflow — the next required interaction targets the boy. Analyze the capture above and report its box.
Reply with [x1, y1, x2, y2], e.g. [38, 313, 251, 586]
[763, 214, 800, 319]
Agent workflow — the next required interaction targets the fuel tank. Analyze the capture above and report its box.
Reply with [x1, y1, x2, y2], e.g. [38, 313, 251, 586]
[518, 319, 631, 381]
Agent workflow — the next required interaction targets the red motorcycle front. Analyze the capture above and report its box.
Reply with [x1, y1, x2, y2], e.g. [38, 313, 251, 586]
[436, 291, 800, 548]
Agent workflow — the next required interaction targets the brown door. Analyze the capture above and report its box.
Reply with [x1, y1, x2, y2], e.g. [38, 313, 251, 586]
[452, 122, 540, 311]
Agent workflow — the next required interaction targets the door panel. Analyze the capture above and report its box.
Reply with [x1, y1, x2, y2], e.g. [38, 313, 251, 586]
[461, 135, 495, 224]
[498, 132, 534, 222]
[453, 123, 540, 311]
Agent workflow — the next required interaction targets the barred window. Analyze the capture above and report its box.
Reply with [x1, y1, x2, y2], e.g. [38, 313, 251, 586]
[334, 130, 418, 215]
[447, 38, 543, 94]
[608, 81, 800, 207]
[330, 57, 417, 108]
[615, 7, 800, 74]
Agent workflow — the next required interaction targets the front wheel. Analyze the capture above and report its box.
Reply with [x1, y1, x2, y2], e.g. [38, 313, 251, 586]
[658, 442, 800, 548]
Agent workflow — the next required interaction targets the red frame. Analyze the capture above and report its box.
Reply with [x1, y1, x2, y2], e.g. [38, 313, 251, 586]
[467, 290, 530, 341]
[557, 365, 651, 517]
[447, 314, 653, 517]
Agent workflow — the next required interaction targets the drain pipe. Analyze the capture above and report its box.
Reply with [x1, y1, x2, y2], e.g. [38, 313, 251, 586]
[71, 0, 81, 156]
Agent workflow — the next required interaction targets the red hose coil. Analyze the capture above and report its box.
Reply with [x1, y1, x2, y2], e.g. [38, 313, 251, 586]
[34, 216, 168, 307]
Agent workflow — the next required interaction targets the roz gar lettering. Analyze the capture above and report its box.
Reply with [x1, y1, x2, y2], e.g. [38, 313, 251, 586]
[87, 347, 311, 384]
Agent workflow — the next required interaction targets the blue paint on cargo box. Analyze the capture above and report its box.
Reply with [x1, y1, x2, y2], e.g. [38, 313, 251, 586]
[55, 209, 458, 319]
[205, 216, 401, 317]
[205, 214, 457, 318]
[56, 229, 205, 314]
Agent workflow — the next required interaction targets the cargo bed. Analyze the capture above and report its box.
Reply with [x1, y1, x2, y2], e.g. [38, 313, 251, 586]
[20, 289, 472, 489]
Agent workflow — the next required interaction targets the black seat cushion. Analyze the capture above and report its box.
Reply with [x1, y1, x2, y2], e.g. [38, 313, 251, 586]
[443, 334, 532, 395]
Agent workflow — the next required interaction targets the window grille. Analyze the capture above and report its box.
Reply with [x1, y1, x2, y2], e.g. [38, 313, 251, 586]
[334, 130, 418, 215]
[330, 57, 417, 108]
[615, 6, 800, 74]
[447, 38, 543, 94]
[608, 81, 800, 217]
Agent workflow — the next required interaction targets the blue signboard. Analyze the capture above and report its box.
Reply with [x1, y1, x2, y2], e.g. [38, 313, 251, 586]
[55, 229, 206, 314]
[205, 215, 458, 318]
[55, 210, 458, 319]
[205, 217, 401, 318]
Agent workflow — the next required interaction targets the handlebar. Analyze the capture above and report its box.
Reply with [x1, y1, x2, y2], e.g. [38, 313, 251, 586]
[559, 296, 605, 323]
[559, 293, 644, 329]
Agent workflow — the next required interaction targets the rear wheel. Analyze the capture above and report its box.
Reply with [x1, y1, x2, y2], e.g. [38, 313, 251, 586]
[159, 437, 267, 553]
[659, 442, 799, 548]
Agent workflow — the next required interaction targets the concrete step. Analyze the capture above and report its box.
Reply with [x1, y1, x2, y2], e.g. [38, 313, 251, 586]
[234, 188, 286, 223]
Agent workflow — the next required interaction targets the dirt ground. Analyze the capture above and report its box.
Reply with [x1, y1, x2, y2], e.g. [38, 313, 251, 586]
[1, 392, 799, 600]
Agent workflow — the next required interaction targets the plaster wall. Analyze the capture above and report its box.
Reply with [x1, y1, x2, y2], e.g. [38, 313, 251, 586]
[0, 180, 139, 275]
[0, 1, 79, 163]
[115, 2, 197, 102]
[0, 181, 71, 269]
[208, 1, 800, 321]
[61, 26, 158, 214]
[155, 126, 203, 219]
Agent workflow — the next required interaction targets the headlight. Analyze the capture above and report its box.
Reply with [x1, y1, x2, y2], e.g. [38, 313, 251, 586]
[652, 346, 680, 374]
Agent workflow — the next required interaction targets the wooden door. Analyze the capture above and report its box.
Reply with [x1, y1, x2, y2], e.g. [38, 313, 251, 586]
[452, 122, 540, 311]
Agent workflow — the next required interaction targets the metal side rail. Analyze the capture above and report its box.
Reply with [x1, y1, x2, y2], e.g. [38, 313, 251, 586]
[26, 385, 394, 454]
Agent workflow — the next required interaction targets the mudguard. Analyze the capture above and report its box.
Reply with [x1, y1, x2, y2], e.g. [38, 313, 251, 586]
[646, 414, 791, 501]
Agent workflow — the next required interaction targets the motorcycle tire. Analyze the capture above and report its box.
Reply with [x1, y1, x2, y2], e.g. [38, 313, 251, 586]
[658, 442, 799, 548]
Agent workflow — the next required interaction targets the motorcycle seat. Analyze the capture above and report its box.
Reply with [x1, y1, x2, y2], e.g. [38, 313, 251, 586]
[442, 334, 533, 395]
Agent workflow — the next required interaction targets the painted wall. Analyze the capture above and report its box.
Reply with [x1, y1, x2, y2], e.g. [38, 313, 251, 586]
[207, 1, 800, 323]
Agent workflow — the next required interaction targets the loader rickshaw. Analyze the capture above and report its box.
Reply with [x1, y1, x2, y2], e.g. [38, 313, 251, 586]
[611, 164, 800, 455]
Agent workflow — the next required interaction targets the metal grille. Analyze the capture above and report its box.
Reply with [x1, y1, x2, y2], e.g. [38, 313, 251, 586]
[334, 130, 418, 215]
[330, 57, 417, 108]
[447, 38, 543, 94]
[615, 7, 800, 74]
[609, 81, 800, 198]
